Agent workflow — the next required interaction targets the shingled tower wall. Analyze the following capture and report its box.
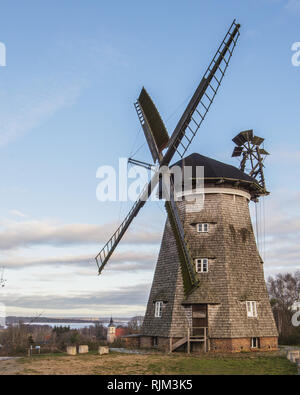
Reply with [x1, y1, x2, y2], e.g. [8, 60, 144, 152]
[140, 154, 278, 353]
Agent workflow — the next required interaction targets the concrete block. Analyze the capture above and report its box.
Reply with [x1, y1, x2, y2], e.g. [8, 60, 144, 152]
[287, 350, 300, 363]
[98, 346, 109, 355]
[78, 345, 89, 354]
[66, 346, 77, 355]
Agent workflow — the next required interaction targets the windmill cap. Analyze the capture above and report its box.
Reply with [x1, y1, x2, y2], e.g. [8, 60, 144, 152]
[172, 153, 256, 182]
[168, 153, 264, 197]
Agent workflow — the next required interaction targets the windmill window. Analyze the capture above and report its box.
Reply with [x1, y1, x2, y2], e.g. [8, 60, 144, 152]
[251, 337, 259, 348]
[154, 301, 163, 318]
[197, 223, 209, 233]
[246, 301, 257, 318]
[195, 259, 209, 273]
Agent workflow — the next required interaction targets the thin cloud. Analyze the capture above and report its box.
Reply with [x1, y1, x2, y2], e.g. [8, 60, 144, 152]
[0, 84, 82, 147]
[1, 250, 157, 271]
[0, 218, 161, 250]
[1, 283, 150, 310]
[9, 210, 28, 218]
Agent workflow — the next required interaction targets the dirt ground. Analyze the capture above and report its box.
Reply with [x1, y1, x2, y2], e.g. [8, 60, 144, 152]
[0, 350, 297, 375]
[0, 353, 161, 375]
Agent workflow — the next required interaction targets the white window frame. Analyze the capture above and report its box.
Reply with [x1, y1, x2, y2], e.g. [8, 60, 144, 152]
[251, 337, 259, 348]
[154, 301, 163, 318]
[246, 301, 257, 318]
[195, 258, 209, 273]
[197, 223, 209, 233]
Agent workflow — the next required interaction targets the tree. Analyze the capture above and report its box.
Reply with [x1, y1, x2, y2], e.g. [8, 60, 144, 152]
[128, 316, 144, 333]
[267, 271, 300, 342]
[94, 322, 106, 339]
[28, 335, 34, 347]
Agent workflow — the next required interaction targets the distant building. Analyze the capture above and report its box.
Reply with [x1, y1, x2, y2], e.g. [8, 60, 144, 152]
[116, 327, 127, 338]
[107, 317, 116, 343]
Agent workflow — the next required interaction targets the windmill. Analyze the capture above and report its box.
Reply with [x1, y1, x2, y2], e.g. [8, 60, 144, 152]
[95, 20, 278, 353]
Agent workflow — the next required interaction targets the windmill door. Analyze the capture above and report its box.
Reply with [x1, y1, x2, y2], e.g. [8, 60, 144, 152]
[192, 304, 208, 336]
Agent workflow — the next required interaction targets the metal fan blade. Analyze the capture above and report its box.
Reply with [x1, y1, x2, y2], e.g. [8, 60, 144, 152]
[251, 135, 264, 146]
[232, 146, 243, 157]
[232, 129, 253, 146]
[258, 148, 269, 155]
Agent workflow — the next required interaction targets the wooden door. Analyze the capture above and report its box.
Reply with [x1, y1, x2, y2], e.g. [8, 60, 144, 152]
[192, 304, 207, 336]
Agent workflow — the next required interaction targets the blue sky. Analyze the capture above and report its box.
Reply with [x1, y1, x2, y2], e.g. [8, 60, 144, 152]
[0, 0, 299, 318]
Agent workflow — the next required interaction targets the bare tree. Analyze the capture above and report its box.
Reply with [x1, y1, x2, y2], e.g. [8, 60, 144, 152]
[267, 271, 300, 340]
[128, 316, 144, 333]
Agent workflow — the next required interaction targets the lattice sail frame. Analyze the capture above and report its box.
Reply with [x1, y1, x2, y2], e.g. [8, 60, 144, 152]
[169, 20, 240, 160]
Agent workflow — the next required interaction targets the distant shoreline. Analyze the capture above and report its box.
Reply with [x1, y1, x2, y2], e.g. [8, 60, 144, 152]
[6, 316, 131, 325]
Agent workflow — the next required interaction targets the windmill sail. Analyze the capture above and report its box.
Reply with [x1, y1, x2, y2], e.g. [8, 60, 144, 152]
[135, 88, 169, 163]
[164, 181, 199, 295]
[96, 174, 159, 274]
[96, 197, 146, 274]
[162, 20, 240, 165]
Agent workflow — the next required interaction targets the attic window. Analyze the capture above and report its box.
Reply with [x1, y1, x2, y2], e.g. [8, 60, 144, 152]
[154, 301, 163, 318]
[196, 259, 208, 273]
[246, 301, 257, 318]
[197, 223, 209, 233]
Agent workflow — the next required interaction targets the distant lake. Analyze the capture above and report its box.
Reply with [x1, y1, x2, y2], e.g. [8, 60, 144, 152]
[28, 321, 128, 330]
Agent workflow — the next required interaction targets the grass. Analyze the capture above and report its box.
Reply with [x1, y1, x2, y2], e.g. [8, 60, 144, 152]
[0, 350, 297, 375]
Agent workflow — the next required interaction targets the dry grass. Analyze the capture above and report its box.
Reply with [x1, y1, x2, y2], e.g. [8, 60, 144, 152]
[0, 350, 297, 375]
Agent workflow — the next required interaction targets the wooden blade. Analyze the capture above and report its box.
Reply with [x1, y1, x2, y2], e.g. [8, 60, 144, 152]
[135, 88, 169, 163]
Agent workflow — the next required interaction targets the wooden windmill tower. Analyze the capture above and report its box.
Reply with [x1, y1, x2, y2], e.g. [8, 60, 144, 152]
[95, 20, 278, 353]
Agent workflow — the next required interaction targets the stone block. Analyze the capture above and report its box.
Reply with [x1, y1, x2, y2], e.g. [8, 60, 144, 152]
[66, 346, 77, 355]
[98, 346, 109, 355]
[287, 350, 300, 363]
[78, 345, 89, 354]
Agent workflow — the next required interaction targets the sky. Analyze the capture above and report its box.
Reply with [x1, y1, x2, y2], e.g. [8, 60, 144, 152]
[0, 0, 299, 318]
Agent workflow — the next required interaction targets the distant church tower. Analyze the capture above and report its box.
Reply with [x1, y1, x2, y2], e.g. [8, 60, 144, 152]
[140, 153, 278, 353]
[107, 317, 116, 344]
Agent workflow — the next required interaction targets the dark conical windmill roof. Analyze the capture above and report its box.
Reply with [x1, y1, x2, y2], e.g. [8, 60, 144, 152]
[172, 153, 259, 185]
